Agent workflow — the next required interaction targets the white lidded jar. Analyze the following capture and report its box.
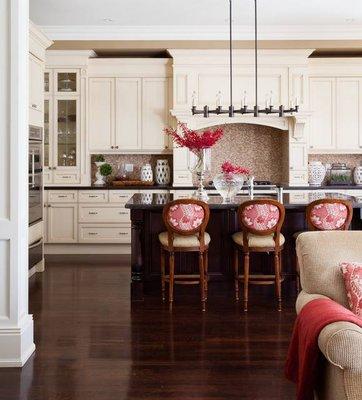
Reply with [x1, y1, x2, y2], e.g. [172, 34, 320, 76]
[155, 159, 171, 185]
[354, 163, 362, 185]
[308, 161, 326, 186]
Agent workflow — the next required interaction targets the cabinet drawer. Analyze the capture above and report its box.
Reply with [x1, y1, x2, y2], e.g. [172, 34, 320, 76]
[288, 192, 309, 203]
[47, 190, 78, 203]
[53, 172, 80, 184]
[79, 190, 109, 203]
[78, 224, 131, 244]
[79, 204, 130, 223]
[174, 171, 192, 186]
[171, 190, 194, 200]
[109, 190, 137, 203]
[289, 171, 308, 186]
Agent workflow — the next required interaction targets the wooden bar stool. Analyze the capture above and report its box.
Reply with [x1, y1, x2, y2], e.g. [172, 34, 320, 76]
[232, 199, 285, 312]
[159, 199, 210, 311]
[295, 198, 353, 291]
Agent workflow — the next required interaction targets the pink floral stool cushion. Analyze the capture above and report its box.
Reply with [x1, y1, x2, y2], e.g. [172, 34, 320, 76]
[340, 262, 362, 317]
[168, 204, 205, 231]
[310, 203, 348, 230]
[242, 204, 280, 231]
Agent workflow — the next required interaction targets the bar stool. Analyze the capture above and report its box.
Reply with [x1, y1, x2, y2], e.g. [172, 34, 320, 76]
[158, 199, 210, 311]
[295, 198, 353, 291]
[232, 199, 285, 312]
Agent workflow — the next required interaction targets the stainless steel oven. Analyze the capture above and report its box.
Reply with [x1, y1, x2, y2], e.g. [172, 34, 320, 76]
[29, 126, 43, 226]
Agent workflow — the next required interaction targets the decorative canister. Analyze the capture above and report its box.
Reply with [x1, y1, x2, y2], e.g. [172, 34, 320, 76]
[155, 159, 171, 185]
[354, 163, 362, 186]
[308, 161, 326, 186]
[140, 164, 153, 182]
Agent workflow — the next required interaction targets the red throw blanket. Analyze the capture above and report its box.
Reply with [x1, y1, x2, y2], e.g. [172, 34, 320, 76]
[285, 298, 362, 400]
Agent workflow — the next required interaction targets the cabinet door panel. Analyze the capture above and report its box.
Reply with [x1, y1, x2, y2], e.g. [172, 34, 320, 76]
[336, 78, 361, 150]
[115, 78, 141, 150]
[88, 78, 114, 151]
[48, 204, 77, 243]
[309, 78, 335, 150]
[29, 54, 44, 113]
[142, 78, 169, 150]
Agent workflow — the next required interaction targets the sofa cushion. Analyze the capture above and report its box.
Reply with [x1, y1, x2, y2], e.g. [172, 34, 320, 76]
[340, 262, 362, 317]
[296, 232, 362, 308]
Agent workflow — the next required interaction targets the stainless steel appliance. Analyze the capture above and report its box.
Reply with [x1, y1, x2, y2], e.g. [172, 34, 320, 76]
[29, 125, 43, 226]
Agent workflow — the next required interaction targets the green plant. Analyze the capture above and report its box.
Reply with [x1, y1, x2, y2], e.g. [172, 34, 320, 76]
[99, 163, 112, 177]
[95, 154, 105, 162]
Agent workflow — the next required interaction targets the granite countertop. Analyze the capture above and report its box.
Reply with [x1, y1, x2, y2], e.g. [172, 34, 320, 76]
[125, 192, 362, 210]
[44, 183, 362, 191]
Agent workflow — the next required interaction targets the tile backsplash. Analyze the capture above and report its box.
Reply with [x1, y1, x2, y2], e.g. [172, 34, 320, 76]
[202, 123, 289, 184]
[91, 154, 173, 183]
[308, 154, 362, 169]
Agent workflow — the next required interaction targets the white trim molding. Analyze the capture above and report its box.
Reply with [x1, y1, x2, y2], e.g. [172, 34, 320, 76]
[0, 0, 35, 367]
[41, 24, 362, 41]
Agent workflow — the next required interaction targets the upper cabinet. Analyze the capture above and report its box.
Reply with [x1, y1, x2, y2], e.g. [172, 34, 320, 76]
[309, 75, 362, 153]
[88, 74, 171, 153]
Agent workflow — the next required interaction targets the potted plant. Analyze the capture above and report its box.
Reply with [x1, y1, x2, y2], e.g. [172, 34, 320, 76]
[213, 161, 250, 203]
[99, 163, 113, 184]
[165, 122, 223, 201]
[94, 155, 106, 185]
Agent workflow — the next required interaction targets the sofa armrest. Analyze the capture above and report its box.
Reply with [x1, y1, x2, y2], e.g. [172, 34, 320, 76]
[296, 290, 329, 314]
[318, 321, 362, 370]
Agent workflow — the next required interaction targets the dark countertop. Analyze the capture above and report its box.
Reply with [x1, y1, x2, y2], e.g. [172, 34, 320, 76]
[44, 183, 362, 191]
[125, 192, 362, 210]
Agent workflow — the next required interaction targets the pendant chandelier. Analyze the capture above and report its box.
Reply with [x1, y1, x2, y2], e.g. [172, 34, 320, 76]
[191, 0, 299, 118]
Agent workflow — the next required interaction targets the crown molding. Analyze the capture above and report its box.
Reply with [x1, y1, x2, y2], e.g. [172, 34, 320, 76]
[41, 24, 362, 41]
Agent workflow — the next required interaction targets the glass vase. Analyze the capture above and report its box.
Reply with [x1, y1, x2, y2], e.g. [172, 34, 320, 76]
[213, 173, 245, 203]
[188, 148, 211, 201]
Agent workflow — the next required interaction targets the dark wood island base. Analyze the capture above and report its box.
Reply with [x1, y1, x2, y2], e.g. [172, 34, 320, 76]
[126, 193, 362, 302]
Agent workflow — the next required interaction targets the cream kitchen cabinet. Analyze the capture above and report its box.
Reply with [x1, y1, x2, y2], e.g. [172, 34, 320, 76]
[44, 70, 82, 185]
[29, 54, 44, 125]
[46, 203, 78, 243]
[88, 77, 170, 153]
[309, 76, 362, 153]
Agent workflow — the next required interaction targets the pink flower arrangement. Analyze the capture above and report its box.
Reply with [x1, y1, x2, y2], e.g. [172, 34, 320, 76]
[164, 123, 223, 152]
[221, 161, 250, 176]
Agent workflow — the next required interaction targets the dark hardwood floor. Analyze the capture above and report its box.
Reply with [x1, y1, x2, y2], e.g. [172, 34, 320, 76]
[0, 255, 297, 400]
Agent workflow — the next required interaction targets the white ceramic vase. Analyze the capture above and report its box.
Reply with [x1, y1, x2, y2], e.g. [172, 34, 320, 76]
[155, 159, 171, 185]
[140, 164, 153, 182]
[94, 161, 106, 185]
[308, 161, 326, 186]
[354, 165, 362, 185]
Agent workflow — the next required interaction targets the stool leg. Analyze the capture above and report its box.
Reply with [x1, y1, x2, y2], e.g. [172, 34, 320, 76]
[295, 257, 300, 293]
[161, 248, 166, 302]
[199, 252, 206, 312]
[204, 250, 208, 301]
[243, 252, 250, 312]
[169, 251, 175, 311]
[274, 251, 282, 312]
[233, 248, 239, 301]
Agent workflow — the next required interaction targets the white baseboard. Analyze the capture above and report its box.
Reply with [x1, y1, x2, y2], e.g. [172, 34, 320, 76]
[0, 315, 35, 367]
[44, 243, 131, 255]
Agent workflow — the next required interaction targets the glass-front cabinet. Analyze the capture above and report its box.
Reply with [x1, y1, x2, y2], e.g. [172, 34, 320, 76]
[44, 69, 81, 185]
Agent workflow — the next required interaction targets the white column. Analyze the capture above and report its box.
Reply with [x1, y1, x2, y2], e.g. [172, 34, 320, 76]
[0, 0, 35, 367]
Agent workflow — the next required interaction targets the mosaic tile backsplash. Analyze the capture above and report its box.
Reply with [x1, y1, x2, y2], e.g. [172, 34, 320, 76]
[203, 123, 290, 184]
[91, 154, 173, 183]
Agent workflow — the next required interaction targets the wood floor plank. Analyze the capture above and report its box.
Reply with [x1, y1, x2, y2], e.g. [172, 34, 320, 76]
[0, 255, 297, 400]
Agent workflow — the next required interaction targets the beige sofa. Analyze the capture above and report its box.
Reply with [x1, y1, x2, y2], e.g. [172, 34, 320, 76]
[296, 231, 362, 400]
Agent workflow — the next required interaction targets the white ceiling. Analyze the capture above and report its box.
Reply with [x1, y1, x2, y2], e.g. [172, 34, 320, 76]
[30, 0, 362, 40]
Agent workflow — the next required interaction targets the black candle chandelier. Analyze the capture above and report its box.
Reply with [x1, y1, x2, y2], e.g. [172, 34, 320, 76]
[191, 0, 299, 118]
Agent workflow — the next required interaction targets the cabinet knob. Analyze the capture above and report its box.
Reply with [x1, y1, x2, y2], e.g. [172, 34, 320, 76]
[48, 204, 51, 208]
[115, 145, 119, 149]
[111, 146, 114, 149]
[165, 145, 168, 149]
[53, 166, 57, 170]
[309, 145, 314, 149]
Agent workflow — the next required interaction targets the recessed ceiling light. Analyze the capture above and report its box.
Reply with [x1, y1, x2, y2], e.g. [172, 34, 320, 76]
[102, 18, 114, 23]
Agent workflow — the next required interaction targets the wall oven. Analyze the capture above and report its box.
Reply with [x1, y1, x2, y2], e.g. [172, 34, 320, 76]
[29, 125, 43, 226]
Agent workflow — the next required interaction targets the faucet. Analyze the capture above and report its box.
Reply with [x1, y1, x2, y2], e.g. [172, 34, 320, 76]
[248, 176, 255, 199]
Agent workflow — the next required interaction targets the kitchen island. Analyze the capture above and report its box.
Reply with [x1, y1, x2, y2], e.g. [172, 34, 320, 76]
[126, 192, 362, 301]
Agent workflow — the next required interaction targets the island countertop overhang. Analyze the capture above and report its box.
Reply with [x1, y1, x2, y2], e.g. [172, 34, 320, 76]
[125, 193, 362, 211]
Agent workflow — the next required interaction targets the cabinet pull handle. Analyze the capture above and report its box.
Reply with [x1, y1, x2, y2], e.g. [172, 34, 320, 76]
[61, 176, 72, 179]
[88, 232, 98, 235]
[119, 232, 127, 235]
[88, 211, 98, 215]
[58, 195, 67, 198]
[119, 212, 127, 215]
[89, 195, 98, 198]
